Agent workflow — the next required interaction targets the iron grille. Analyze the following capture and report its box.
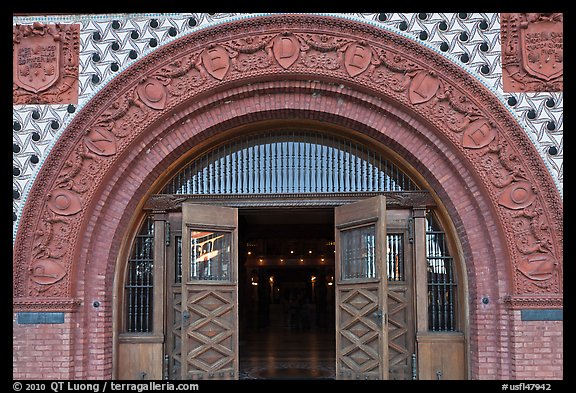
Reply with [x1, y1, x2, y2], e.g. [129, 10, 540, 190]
[175, 235, 182, 284]
[161, 130, 419, 195]
[426, 212, 458, 331]
[387, 233, 404, 281]
[125, 215, 154, 333]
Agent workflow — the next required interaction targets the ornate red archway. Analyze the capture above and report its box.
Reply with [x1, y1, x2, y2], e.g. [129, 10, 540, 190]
[13, 14, 562, 379]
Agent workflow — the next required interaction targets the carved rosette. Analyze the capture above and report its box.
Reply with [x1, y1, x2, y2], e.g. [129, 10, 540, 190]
[13, 22, 80, 104]
[13, 15, 562, 308]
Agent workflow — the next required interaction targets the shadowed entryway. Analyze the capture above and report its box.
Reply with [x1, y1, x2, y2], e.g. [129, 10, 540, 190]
[238, 208, 336, 379]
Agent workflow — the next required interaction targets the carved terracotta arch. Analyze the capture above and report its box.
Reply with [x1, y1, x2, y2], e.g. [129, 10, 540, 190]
[13, 14, 562, 312]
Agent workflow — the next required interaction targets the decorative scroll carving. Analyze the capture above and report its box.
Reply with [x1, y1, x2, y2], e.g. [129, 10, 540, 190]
[13, 22, 79, 104]
[501, 13, 563, 92]
[477, 138, 560, 294]
[13, 15, 562, 310]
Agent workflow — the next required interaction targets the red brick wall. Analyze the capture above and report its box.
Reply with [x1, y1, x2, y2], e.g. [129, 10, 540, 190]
[13, 313, 75, 380]
[510, 311, 563, 379]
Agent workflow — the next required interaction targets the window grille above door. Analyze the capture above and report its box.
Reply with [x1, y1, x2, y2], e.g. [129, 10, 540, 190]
[160, 130, 420, 195]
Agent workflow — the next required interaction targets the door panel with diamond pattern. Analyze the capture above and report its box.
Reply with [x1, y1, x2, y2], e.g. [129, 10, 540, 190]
[185, 287, 236, 379]
[335, 196, 388, 380]
[387, 284, 413, 379]
[181, 204, 238, 380]
[386, 210, 415, 380]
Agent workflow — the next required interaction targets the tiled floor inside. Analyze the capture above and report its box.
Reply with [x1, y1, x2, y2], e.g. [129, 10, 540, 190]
[239, 327, 336, 379]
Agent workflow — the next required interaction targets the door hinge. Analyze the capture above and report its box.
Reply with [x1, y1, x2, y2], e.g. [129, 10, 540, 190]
[408, 217, 414, 244]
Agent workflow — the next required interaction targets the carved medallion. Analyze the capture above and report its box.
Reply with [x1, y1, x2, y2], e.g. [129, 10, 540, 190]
[408, 71, 440, 104]
[46, 188, 82, 216]
[462, 119, 497, 149]
[137, 77, 168, 110]
[272, 33, 300, 69]
[344, 42, 372, 77]
[13, 23, 79, 104]
[200, 45, 230, 80]
[84, 128, 117, 156]
[29, 259, 67, 286]
[498, 181, 537, 210]
[517, 254, 556, 281]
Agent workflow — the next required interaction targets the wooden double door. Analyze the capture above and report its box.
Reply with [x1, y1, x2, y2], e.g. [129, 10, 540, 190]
[165, 196, 416, 380]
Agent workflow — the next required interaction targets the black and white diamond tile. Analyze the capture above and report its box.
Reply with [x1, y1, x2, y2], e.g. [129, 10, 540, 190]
[12, 13, 564, 238]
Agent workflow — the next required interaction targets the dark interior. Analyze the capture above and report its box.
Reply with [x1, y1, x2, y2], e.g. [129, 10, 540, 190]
[238, 208, 336, 379]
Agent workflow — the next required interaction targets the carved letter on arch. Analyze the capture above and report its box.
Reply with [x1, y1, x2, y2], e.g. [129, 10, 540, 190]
[408, 71, 440, 105]
[137, 77, 168, 110]
[13, 14, 562, 311]
[344, 42, 372, 77]
[84, 128, 117, 156]
[272, 33, 300, 69]
[201, 45, 230, 80]
[462, 119, 497, 149]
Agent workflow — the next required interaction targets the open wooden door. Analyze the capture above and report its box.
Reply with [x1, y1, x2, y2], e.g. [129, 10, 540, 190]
[181, 203, 238, 380]
[335, 195, 388, 380]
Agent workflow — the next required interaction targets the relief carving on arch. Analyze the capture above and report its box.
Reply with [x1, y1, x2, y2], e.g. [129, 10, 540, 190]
[13, 15, 562, 308]
[501, 13, 563, 92]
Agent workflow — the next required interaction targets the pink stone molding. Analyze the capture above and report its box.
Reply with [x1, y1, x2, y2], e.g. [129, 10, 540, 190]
[13, 14, 562, 311]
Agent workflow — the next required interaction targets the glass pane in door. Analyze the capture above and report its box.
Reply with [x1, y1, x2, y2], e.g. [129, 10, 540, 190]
[340, 224, 377, 280]
[190, 230, 231, 281]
